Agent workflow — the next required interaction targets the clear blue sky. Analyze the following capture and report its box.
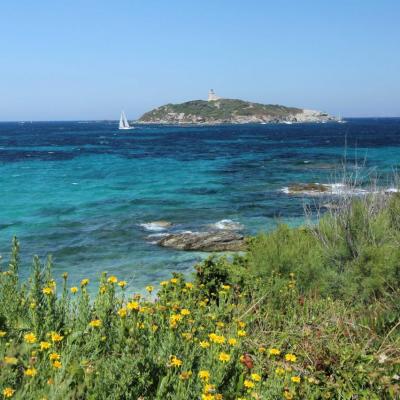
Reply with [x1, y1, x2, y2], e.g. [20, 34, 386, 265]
[1, 0, 399, 120]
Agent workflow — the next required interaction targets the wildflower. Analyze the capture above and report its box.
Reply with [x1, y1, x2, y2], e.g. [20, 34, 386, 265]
[170, 278, 179, 284]
[228, 338, 237, 346]
[2, 388, 15, 398]
[275, 367, 285, 375]
[199, 301, 207, 307]
[118, 280, 127, 288]
[182, 332, 192, 340]
[218, 352, 230, 362]
[52, 360, 62, 369]
[42, 287, 53, 295]
[4, 356, 18, 365]
[47, 378, 54, 385]
[117, 307, 127, 318]
[202, 395, 214, 400]
[127, 301, 139, 311]
[251, 373, 261, 382]
[89, 319, 102, 328]
[50, 332, 64, 342]
[160, 281, 169, 287]
[198, 370, 210, 381]
[258, 346, 266, 353]
[49, 353, 60, 361]
[283, 391, 294, 400]
[145, 285, 154, 293]
[200, 340, 210, 348]
[70, 287, 78, 294]
[99, 285, 107, 294]
[180, 308, 191, 316]
[237, 321, 246, 328]
[179, 371, 192, 380]
[237, 330, 246, 337]
[30, 302, 36, 309]
[152, 324, 159, 332]
[203, 384, 216, 393]
[80, 278, 89, 286]
[24, 332, 37, 344]
[269, 348, 281, 356]
[291, 376, 301, 383]
[107, 275, 118, 284]
[0, 330, 6, 337]
[216, 321, 225, 328]
[24, 367, 37, 377]
[285, 353, 297, 362]
[243, 379, 255, 389]
[221, 284, 231, 290]
[40, 341, 51, 351]
[185, 282, 194, 289]
[209, 333, 226, 344]
[170, 355, 182, 367]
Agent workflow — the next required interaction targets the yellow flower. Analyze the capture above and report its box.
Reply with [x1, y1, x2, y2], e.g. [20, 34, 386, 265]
[117, 307, 127, 318]
[198, 370, 210, 381]
[24, 332, 37, 344]
[243, 379, 254, 388]
[209, 333, 226, 344]
[30, 302, 36, 309]
[228, 338, 237, 346]
[50, 332, 64, 342]
[170, 355, 182, 367]
[283, 391, 294, 400]
[285, 353, 297, 362]
[0, 330, 6, 337]
[199, 300, 207, 307]
[145, 285, 154, 293]
[185, 282, 194, 289]
[221, 284, 230, 290]
[216, 321, 225, 328]
[4, 356, 18, 365]
[100, 285, 107, 294]
[42, 287, 53, 295]
[218, 352, 230, 362]
[251, 373, 261, 382]
[258, 346, 266, 353]
[202, 395, 214, 400]
[237, 330, 246, 337]
[52, 360, 62, 369]
[170, 278, 179, 284]
[291, 376, 301, 383]
[151, 324, 159, 332]
[80, 278, 89, 286]
[203, 383, 216, 393]
[181, 332, 192, 340]
[40, 341, 51, 351]
[24, 367, 37, 377]
[160, 281, 169, 287]
[179, 371, 192, 380]
[237, 321, 246, 328]
[199, 340, 210, 348]
[107, 275, 118, 284]
[275, 367, 285, 375]
[269, 348, 281, 356]
[89, 319, 102, 328]
[70, 287, 78, 294]
[127, 301, 140, 311]
[49, 352, 60, 361]
[180, 308, 190, 316]
[2, 388, 15, 398]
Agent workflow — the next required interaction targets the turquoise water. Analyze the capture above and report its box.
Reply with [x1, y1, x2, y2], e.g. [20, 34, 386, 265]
[1, 119, 399, 292]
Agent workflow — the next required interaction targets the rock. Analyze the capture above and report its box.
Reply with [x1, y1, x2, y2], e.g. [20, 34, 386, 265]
[158, 230, 246, 252]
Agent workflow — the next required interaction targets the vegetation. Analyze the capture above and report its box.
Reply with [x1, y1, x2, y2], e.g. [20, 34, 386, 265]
[139, 99, 302, 123]
[0, 194, 399, 399]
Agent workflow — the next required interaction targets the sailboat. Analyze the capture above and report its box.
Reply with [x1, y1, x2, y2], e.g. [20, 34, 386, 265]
[119, 111, 134, 130]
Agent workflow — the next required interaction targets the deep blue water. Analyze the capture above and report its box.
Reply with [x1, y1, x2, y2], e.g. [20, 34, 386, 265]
[1, 119, 400, 292]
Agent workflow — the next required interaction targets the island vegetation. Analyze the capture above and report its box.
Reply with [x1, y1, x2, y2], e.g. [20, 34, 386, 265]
[139, 99, 335, 124]
[0, 194, 399, 399]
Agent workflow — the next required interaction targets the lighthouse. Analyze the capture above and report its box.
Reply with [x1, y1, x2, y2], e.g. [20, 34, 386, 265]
[208, 89, 220, 102]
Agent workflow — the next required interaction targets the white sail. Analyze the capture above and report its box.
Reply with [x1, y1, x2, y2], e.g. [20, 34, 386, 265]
[119, 111, 133, 130]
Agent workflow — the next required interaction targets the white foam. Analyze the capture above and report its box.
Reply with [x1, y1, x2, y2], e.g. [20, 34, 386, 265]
[213, 219, 243, 230]
[140, 222, 171, 232]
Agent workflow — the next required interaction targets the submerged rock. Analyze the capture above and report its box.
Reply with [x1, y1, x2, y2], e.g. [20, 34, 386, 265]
[158, 231, 245, 252]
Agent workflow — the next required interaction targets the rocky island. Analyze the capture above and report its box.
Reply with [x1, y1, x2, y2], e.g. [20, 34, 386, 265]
[139, 90, 337, 124]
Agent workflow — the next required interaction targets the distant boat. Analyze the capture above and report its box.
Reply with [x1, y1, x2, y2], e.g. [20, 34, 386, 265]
[338, 114, 346, 124]
[119, 111, 134, 130]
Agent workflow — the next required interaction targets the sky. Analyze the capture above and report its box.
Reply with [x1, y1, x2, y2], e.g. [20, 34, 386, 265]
[0, 0, 399, 120]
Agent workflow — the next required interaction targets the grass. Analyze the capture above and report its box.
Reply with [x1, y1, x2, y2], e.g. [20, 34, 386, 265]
[0, 194, 399, 399]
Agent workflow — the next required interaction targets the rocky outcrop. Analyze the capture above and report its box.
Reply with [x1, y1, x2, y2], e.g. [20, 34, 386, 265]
[157, 231, 246, 251]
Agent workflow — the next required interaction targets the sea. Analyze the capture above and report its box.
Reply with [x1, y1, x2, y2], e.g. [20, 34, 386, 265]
[1, 119, 399, 293]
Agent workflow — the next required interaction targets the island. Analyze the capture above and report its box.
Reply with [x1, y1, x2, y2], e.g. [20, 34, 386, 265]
[138, 90, 337, 124]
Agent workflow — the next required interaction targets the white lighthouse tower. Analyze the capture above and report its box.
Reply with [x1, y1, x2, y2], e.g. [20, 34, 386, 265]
[208, 89, 221, 102]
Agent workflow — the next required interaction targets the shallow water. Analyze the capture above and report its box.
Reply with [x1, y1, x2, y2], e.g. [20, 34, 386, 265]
[0, 119, 399, 292]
